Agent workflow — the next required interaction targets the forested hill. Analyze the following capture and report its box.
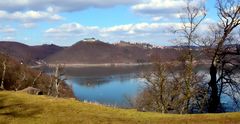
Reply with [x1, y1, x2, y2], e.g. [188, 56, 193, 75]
[0, 40, 185, 65]
[0, 41, 63, 65]
[45, 40, 182, 64]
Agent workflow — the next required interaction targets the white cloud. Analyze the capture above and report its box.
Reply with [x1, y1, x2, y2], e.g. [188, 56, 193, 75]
[0, 0, 137, 27]
[22, 22, 37, 28]
[45, 21, 210, 45]
[46, 23, 99, 34]
[0, 36, 16, 41]
[46, 23, 99, 38]
[132, 0, 185, 13]
[152, 17, 163, 21]
[132, 0, 184, 20]
[101, 23, 177, 36]
[0, 26, 16, 33]
[132, 0, 206, 21]
[0, 10, 63, 22]
[0, 0, 139, 12]
[0, 25, 16, 42]
[45, 22, 182, 45]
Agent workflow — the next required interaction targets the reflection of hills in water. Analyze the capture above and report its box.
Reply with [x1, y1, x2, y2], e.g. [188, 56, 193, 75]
[69, 73, 138, 87]
[70, 77, 110, 87]
[64, 65, 152, 77]
[36, 65, 152, 87]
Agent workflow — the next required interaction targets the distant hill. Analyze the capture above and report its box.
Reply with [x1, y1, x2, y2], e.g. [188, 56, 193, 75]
[30, 44, 64, 64]
[0, 40, 182, 65]
[46, 40, 152, 64]
[0, 41, 32, 63]
[0, 41, 63, 65]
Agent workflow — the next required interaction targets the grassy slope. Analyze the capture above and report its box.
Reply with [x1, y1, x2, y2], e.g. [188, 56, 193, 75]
[0, 91, 239, 124]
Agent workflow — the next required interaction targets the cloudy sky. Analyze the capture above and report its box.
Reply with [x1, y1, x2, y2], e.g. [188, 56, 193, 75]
[0, 0, 217, 46]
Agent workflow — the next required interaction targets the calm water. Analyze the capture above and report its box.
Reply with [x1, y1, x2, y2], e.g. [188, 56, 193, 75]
[63, 66, 150, 107]
[39, 64, 239, 111]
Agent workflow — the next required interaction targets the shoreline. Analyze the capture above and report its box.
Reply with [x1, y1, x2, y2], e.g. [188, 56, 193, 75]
[30, 62, 153, 68]
[29, 60, 212, 68]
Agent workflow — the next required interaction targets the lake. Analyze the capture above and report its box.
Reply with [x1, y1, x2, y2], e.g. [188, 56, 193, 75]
[39, 64, 239, 111]
[62, 65, 151, 108]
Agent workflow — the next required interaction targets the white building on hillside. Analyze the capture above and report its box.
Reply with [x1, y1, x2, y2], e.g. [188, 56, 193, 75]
[82, 38, 97, 42]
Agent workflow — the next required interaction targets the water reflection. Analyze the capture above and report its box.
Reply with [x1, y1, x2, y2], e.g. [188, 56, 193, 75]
[69, 76, 111, 87]
[37, 64, 239, 110]
[64, 66, 149, 107]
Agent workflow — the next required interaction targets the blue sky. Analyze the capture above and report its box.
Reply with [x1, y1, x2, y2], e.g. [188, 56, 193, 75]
[0, 0, 218, 46]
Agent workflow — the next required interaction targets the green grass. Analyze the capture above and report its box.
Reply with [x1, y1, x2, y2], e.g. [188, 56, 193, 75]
[0, 91, 240, 124]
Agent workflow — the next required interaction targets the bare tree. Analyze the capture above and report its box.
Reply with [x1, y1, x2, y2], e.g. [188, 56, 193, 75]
[136, 62, 181, 113]
[172, 0, 207, 113]
[32, 71, 42, 87]
[136, 0, 239, 114]
[135, 1, 209, 114]
[48, 75, 54, 96]
[136, 60, 208, 114]
[206, 0, 240, 113]
[48, 64, 66, 97]
[142, 63, 169, 113]
[1, 59, 7, 90]
[54, 65, 61, 97]
[175, 0, 240, 113]
[15, 71, 26, 91]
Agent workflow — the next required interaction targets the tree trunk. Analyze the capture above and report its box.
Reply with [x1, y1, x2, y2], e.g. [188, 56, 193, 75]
[32, 71, 42, 87]
[208, 64, 220, 113]
[54, 65, 60, 97]
[1, 60, 6, 90]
